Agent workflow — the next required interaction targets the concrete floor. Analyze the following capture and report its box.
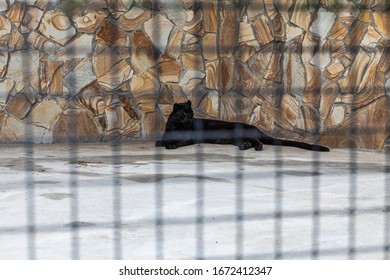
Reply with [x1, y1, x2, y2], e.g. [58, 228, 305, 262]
[0, 142, 389, 259]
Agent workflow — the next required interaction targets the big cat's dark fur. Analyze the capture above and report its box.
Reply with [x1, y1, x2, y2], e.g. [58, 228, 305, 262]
[156, 101, 329, 152]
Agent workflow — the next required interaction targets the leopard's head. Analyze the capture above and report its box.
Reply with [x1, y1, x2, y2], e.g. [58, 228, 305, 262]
[167, 100, 194, 129]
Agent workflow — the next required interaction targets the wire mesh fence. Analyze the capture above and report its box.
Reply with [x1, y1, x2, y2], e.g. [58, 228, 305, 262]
[0, 0, 389, 260]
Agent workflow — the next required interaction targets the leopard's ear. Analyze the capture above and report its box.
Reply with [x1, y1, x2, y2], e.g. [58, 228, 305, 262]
[173, 103, 181, 112]
[186, 100, 192, 107]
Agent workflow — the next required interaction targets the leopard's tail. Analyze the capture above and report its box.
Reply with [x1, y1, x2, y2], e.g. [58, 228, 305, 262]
[260, 136, 330, 152]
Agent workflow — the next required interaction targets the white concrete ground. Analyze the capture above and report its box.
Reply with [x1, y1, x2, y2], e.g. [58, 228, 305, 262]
[0, 143, 389, 260]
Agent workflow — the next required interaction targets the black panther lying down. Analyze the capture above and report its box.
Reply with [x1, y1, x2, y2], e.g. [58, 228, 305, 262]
[156, 101, 329, 152]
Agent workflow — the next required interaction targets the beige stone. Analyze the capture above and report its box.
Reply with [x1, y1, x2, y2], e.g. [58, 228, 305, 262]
[202, 33, 218, 61]
[6, 50, 40, 92]
[130, 69, 160, 113]
[220, 1, 237, 58]
[200, 90, 219, 118]
[274, 0, 293, 23]
[107, 0, 134, 15]
[264, 0, 277, 20]
[359, 10, 372, 23]
[180, 0, 195, 9]
[93, 43, 121, 78]
[179, 69, 205, 95]
[5, 92, 32, 120]
[0, 115, 47, 143]
[0, 79, 14, 105]
[273, 15, 285, 42]
[58, 34, 94, 60]
[361, 25, 382, 49]
[182, 32, 201, 53]
[291, 0, 312, 31]
[299, 105, 320, 134]
[283, 39, 305, 97]
[159, 0, 185, 26]
[117, 6, 151, 31]
[105, 105, 140, 138]
[304, 64, 321, 92]
[85, 0, 108, 12]
[205, 60, 218, 90]
[302, 87, 321, 107]
[184, 7, 204, 36]
[158, 84, 187, 106]
[233, 62, 261, 98]
[8, 26, 25, 50]
[20, 84, 36, 105]
[251, 14, 274, 47]
[310, 7, 337, 38]
[141, 111, 164, 141]
[310, 39, 332, 70]
[98, 59, 133, 91]
[330, 0, 359, 25]
[339, 55, 353, 69]
[38, 11, 76, 46]
[182, 52, 204, 71]
[64, 58, 97, 96]
[33, 0, 49, 10]
[52, 108, 103, 143]
[354, 49, 385, 109]
[203, 1, 218, 33]
[96, 19, 127, 46]
[144, 13, 174, 54]
[239, 21, 256, 43]
[130, 30, 157, 74]
[221, 58, 234, 93]
[0, 51, 8, 78]
[301, 32, 319, 64]
[0, 2, 8, 12]
[319, 80, 339, 126]
[28, 99, 63, 128]
[40, 61, 64, 96]
[328, 20, 349, 40]
[76, 83, 105, 116]
[248, 45, 272, 81]
[6, 2, 25, 28]
[158, 55, 181, 84]
[378, 47, 390, 74]
[344, 20, 368, 52]
[236, 44, 256, 63]
[220, 90, 254, 123]
[325, 59, 345, 79]
[0, 15, 11, 46]
[331, 106, 345, 126]
[247, 0, 265, 20]
[373, 0, 389, 11]
[258, 96, 307, 140]
[338, 49, 371, 93]
[167, 29, 184, 60]
[318, 97, 390, 150]
[264, 45, 283, 83]
[281, 93, 299, 125]
[74, 11, 107, 33]
[373, 9, 390, 37]
[21, 7, 44, 33]
[28, 31, 60, 55]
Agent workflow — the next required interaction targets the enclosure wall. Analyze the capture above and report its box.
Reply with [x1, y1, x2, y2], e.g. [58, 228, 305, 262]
[0, 0, 389, 150]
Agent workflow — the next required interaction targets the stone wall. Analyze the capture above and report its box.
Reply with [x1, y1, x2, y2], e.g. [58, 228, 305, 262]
[0, 0, 389, 150]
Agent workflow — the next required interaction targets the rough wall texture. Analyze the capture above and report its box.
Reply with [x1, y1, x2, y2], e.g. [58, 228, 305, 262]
[0, 0, 389, 150]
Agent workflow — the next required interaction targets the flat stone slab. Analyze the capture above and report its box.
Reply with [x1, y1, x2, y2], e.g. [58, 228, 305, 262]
[0, 143, 388, 259]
